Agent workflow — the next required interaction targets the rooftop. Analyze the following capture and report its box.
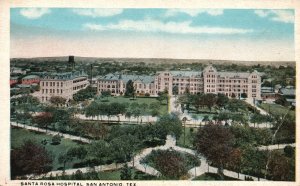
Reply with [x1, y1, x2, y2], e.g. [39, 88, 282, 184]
[22, 75, 40, 80]
[41, 71, 88, 80]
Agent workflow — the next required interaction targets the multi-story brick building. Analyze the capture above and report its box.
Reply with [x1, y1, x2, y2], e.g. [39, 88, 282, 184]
[34, 71, 89, 102]
[97, 65, 261, 99]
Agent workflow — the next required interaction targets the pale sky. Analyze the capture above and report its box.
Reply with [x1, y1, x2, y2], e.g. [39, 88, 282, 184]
[10, 8, 295, 61]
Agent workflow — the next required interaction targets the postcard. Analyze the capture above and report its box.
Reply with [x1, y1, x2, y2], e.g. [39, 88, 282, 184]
[0, 0, 299, 186]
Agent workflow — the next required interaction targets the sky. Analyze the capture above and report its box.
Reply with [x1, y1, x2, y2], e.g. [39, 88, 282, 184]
[10, 8, 295, 61]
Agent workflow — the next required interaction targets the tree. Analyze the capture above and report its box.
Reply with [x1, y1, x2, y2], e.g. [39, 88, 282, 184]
[157, 91, 168, 105]
[101, 90, 111, 100]
[226, 148, 242, 178]
[154, 149, 188, 179]
[194, 123, 235, 178]
[268, 151, 290, 181]
[275, 96, 289, 107]
[156, 113, 182, 139]
[216, 93, 229, 109]
[49, 96, 66, 107]
[284, 145, 295, 158]
[33, 112, 53, 132]
[172, 85, 179, 96]
[73, 85, 97, 101]
[125, 80, 135, 98]
[85, 101, 98, 119]
[11, 140, 53, 178]
[203, 93, 217, 112]
[120, 164, 132, 180]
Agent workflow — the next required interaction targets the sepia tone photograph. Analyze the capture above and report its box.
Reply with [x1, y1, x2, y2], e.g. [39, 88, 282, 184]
[1, 1, 298, 185]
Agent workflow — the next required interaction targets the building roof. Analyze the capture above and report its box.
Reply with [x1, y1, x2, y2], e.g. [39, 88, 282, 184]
[22, 75, 39, 80]
[17, 84, 31, 88]
[41, 71, 88, 80]
[169, 71, 202, 77]
[279, 87, 295, 96]
[217, 72, 251, 79]
[261, 87, 274, 93]
[99, 73, 155, 84]
[10, 77, 19, 80]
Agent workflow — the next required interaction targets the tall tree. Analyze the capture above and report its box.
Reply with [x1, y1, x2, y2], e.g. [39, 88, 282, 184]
[194, 123, 235, 178]
[125, 80, 135, 98]
[11, 140, 53, 178]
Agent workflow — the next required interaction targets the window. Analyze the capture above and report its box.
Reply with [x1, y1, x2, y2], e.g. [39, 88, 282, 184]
[46, 82, 48, 86]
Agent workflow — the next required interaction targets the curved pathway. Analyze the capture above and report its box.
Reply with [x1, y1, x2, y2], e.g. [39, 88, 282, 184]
[11, 122, 91, 143]
[131, 135, 268, 181]
[16, 127, 273, 181]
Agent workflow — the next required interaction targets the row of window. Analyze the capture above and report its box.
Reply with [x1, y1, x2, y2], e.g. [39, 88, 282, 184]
[42, 81, 64, 87]
[42, 89, 63, 94]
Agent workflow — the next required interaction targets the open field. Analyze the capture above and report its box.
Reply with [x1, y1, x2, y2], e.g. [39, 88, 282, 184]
[11, 127, 86, 171]
[96, 96, 168, 115]
[260, 103, 295, 117]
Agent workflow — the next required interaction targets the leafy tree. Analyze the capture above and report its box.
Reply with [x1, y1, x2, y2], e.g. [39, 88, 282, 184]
[120, 164, 132, 180]
[216, 93, 229, 109]
[275, 96, 289, 107]
[73, 86, 96, 101]
[156, 114, 182, 139]
[268, 151, 290, 181]
[154, 149, 188, 179]
[226, 148, 242, 178]
[125, 80, 135, 98]
[88, 140, 110, 165]
[85, 101, 99, 119]
[157, 91, 168, 105]
[33, 112, 53, 132]
[11, 140, 53, 177]
[284, 145, 295, 158]
[194, 123, 235, 178]
[101, 90, 111, 100]
[49, 96, 66, 107]
[203, 93, 217, 112]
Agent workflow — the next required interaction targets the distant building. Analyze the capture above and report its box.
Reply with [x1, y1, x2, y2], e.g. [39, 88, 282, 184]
[97, 65, 262, 99]
[278, 86, 295, 106]
[10, 67, 26, 75]
[10, 77, 18, 86]
[33, 71, 89, 102]
[21, 75, 40, 85]
[261, 87, 276, 101]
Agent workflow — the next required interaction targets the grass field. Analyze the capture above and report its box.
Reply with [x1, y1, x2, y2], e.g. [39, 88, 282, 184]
[96, 96, 168, 115]
[11, 127, 86, 170]
[177, 127, 197, 149]
[260, 103, 295, 117]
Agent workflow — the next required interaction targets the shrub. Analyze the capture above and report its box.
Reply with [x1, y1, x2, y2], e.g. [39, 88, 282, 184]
[52, 134, 62, 145]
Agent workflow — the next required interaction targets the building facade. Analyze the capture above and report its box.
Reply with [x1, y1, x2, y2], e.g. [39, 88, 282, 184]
[97, 65, 262, 99]
[34, 71, 89, 102]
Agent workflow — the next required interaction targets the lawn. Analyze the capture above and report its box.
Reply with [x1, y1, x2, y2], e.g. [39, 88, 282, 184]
[11, 127, 86, 171]
[193, 173, 239, 180]
[177, 127, 197, 149]
[260, 103, 295, 117]
[96, 96, 168, 115]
